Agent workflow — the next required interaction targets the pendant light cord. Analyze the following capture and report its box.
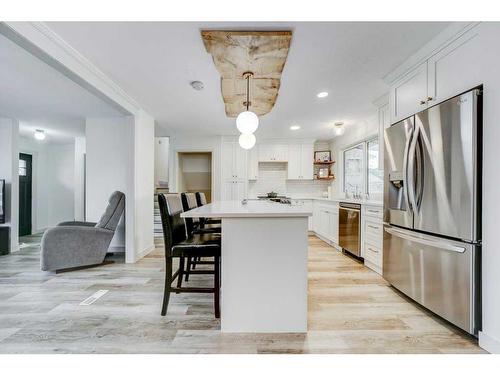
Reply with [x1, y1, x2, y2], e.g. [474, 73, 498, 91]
[246, 74, 250, 111]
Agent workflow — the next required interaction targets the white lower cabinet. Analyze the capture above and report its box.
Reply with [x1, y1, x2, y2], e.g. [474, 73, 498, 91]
[313, 200, 339, 246]
[361, 204, 383, 274]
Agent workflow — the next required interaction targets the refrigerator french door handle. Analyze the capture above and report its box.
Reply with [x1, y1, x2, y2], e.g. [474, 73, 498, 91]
[415, 134, 424, 210]
[384, 226, 466, 253]
[407, 124, 420, 212]
[402, 128, 413, 213]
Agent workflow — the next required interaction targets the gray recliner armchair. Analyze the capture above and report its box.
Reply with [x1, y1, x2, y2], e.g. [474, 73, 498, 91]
[41, 191, 125, 272]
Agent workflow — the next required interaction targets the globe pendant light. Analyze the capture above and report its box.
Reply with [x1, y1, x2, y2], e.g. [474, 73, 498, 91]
[236, 72, 259, 134]
[238, 133, 256, 150]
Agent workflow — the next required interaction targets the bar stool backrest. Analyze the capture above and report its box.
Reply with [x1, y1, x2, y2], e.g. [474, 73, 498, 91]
[158, 193, 187, 257]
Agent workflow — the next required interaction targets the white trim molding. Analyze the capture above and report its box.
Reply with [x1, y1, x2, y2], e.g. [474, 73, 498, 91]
[479, 331, 500, 354]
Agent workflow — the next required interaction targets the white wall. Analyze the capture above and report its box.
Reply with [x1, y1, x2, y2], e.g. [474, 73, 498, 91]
[0, 118, 19, 252]
[133, 111, 155, 260]
[18, 136, 76, 232]
[154, 137, 169, 187]
[86, 114, 154, 263]
[74, 137, 86, 221]
[86, 117, 131, 253]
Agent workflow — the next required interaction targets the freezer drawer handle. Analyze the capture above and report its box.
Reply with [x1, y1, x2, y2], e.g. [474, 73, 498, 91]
[384, 227, 466, 253]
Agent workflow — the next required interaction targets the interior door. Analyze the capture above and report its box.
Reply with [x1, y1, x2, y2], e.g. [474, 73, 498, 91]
[383, 117, 414, 229]
[413, 90, 479, 242]
[18, 153, 32, 237]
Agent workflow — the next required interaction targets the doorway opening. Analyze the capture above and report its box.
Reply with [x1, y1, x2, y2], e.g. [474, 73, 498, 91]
[18, 153, 32, 237]
[177, 152, 213, 202]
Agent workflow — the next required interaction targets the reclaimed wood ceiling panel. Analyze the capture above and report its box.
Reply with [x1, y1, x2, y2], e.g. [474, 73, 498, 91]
[201, 30, 292, 118]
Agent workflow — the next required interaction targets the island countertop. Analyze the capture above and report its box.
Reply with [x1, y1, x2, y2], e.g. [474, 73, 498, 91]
[181, 200, 313, 218]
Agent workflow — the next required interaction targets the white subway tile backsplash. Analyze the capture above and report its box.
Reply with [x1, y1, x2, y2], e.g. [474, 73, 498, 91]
[248, 162, 330, 198]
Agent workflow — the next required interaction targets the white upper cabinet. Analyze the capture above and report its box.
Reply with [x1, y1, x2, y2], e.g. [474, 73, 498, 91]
[390, 61, 429, 123]
[389, 24, 483, 124]
[287, 144, 301, 179]
[222, 141, 247, 181]
[259, 144, 288, 162]
[427, 29, 483, 106]
[301, 144, 314, 180]
[287, 143, 313, 180]
[248, 147, 259, 180]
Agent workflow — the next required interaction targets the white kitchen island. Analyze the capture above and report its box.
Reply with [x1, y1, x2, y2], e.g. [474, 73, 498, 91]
[181, 200, 312, 333]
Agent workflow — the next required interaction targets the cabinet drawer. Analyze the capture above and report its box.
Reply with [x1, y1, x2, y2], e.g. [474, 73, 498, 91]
[364, 242, 382, 266]
[364, 205, 383, 219]
[364, 218, 383, 242]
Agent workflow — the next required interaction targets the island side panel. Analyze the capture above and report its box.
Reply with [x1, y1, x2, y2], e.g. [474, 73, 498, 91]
[220, 216, 308, 332]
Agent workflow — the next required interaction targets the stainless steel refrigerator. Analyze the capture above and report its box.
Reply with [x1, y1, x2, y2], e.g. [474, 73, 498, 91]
[383, 88, 482, 335]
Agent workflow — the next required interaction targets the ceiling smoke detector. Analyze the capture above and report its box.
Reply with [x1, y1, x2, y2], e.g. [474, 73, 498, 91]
[190, 81, 204, 91]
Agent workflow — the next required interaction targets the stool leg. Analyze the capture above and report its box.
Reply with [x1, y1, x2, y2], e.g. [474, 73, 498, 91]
[214, 255, 220, 319]
[185, 257, 192, 281]
[176, 256, 185, 293]
[161, 256, 172, 316]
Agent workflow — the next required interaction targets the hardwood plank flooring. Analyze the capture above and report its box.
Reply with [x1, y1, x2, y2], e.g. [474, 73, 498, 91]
[0, 234, 484, 353]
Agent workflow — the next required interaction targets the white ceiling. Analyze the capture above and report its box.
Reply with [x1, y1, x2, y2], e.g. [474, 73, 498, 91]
[0, 33, 124, 144]
[44, 22, 450, 140]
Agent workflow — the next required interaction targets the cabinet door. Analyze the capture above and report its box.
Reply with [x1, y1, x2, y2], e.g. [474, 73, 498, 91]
[313, 203, 321, 233]
[248, 147, 259, 180]
[391, 61, 428, 123]
[258, 144, 273, 161]
[233, 145, 247, 180]
[300, 144, 314, 179]
[222, 142, 235, 180]
[319, 208, 329, 238]
[233, 181, 247, 201]
[330, 209, 339, 244]
[221, 181, 234, 201]
[427, 27, 482, 106]
[287, 144, 301, 179]
[274, 145, 289, 162]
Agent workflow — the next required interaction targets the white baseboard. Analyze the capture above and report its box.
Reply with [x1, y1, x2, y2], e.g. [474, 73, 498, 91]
[479, 331, 500, 353]
[135, 244, 155, 261]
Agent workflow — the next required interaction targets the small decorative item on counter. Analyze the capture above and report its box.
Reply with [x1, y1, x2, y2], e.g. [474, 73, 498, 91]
[314, 150, 331, 162]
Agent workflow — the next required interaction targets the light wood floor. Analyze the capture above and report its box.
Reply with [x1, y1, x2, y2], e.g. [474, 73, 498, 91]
[0, 234, 484, 353]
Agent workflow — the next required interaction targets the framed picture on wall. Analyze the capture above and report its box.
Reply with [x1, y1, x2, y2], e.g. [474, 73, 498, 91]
[314, 150, 331, 162]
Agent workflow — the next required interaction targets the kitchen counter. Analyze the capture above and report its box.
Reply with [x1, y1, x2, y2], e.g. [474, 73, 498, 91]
[183, 200, 309, 333]
[289, 196, 383, 207]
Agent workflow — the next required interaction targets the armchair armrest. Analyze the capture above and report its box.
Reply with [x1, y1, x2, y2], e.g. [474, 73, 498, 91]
[57, 221, 97, 227]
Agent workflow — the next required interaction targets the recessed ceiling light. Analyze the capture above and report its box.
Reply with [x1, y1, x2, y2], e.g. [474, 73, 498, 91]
[290, 125, 301, 130]
[34, 129, 46, 141]
[334, 122, 345, 136]
[317, 91, 328, 98]
[190, 81, 204, 91]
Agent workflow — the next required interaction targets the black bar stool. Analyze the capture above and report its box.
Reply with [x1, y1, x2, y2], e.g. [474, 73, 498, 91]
[158, 193, 220, 318]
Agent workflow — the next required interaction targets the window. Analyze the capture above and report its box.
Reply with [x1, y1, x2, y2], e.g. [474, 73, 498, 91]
[19, 159, 27, 177]
[343, 137, 382, 196]
[343, 143, 364, 194]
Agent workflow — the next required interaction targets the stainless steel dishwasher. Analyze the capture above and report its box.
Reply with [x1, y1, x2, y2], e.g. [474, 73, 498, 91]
[339, 202, 361, 257]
